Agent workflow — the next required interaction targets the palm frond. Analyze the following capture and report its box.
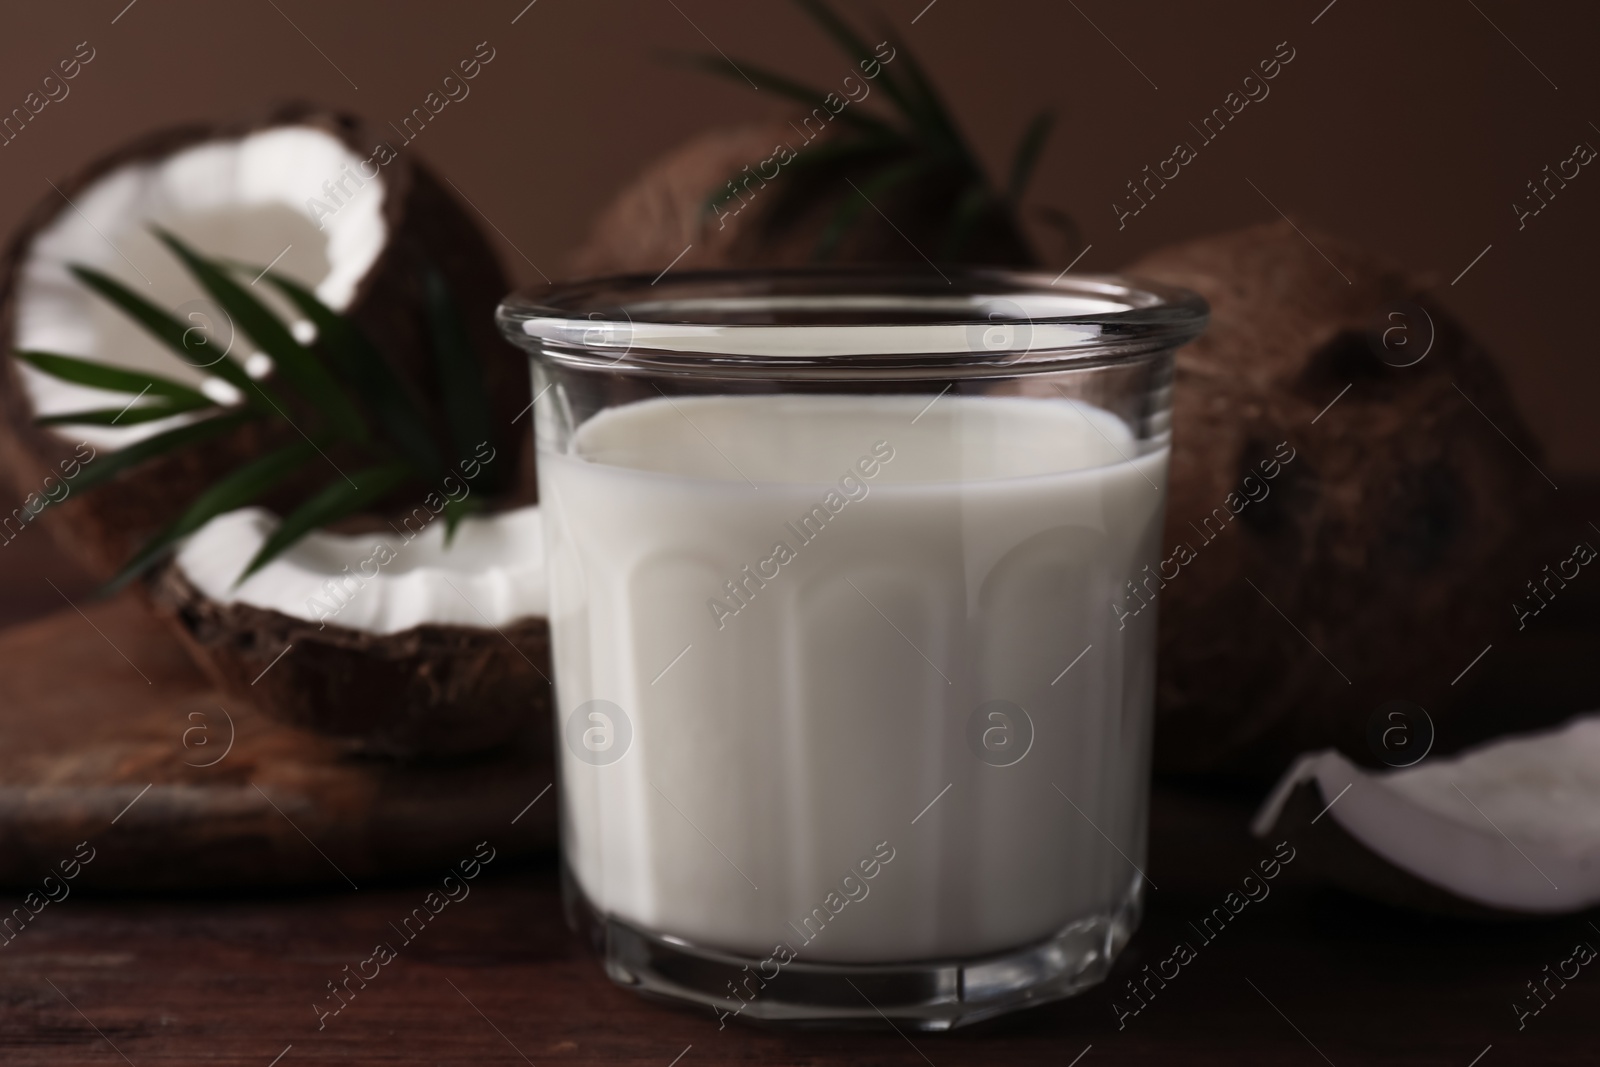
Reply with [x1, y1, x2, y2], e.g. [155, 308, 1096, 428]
[69, 411, 259, 493]
[253, 270, 444, 479]
[14, 349, 213, 406]
[238, 461, 412, 582]
[790, 0, 922, 130]
[669, 53, 901, 139]
[422, 267, 499, 491]
[679, 0, 1049, 268]
[35, 399, 211, 427]
[109, 436, 322, 589]
[19, 233, 516, 589]
[1008, 110, 1054, 202]
[69, 264, 267, 404]
[155, 229, 370, 445]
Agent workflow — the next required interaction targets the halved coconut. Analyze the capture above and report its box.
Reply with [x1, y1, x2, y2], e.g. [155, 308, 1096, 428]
[150, 504, 551, 760]
[0, 102, 528, 578]
[1253, 713, 1600, 915]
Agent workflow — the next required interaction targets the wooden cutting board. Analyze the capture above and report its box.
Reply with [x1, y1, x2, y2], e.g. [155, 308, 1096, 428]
[0, 594, 556, 890]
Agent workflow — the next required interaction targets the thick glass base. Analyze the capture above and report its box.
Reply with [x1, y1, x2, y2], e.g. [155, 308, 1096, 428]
[564, 866, 1144, 1030]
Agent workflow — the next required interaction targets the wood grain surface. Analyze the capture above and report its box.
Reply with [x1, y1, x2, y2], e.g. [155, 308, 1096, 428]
[0, 595, 556, 890]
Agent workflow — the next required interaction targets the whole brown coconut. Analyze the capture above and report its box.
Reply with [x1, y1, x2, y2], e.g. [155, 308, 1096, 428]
[1132, 221, 1549, 776]
[151, 561, 552, 761]
[570, 119, 1063, 277]
[0, 101, 529, 579]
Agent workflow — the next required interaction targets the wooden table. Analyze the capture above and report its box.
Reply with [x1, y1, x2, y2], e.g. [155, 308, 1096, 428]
[3, 779, 1595, 1066]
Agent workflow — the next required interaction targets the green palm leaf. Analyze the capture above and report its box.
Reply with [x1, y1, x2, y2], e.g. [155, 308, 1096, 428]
[153, 229, 370, 445]
[875, 32, 973, 160]
[254, 270, 443, 478]
[790, 0, 921, 128]
[69, 264, 265, 403]
[1008, 110, 1054, 202]
[36, 399, 212, 427]
[110, 436, 322, 589]
[681, 0, 1042, 267]
[441, 494, 482, 544]
[14, 349, 213, 406]
[32, 230, 520, 590]
[238, 461, 412, 581]
[671, 54, 900, 139]
[422, 267, 494, 484]
[70, 410, 258, 493]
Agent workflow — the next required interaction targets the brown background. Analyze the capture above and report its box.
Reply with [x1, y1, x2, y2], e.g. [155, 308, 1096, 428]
[1, 0, 1595, 614]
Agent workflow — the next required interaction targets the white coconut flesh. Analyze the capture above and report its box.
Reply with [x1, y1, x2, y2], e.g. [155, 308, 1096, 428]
[175, 505, 547, 635]
[13, 126, 387, 448]
[1253, 713, 1600, 914]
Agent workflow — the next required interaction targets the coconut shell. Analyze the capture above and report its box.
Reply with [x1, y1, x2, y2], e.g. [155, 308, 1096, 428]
[1131, 221, 1549, 776]
[0, 101, 530, 581]
[150, 560, 552, 761]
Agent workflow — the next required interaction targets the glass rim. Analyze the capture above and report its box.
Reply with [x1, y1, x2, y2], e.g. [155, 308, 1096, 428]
[496, 266, 1208, 377]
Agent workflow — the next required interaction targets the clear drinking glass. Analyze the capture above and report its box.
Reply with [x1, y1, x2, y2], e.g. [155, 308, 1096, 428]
[497, 268, 1206, 1029]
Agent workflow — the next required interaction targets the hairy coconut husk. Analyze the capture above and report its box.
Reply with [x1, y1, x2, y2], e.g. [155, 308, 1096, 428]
[150, 560, 552, 761]
[1132, 221, 1549, 777]
[0, 101, 529, 581]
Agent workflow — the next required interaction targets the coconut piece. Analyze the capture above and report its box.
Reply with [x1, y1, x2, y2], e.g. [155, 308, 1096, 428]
[1129, 221, 1549, 776]
[150, 504, 550, 760]
[1253, 712, 1600, 915]
[0, 102, 528, 578]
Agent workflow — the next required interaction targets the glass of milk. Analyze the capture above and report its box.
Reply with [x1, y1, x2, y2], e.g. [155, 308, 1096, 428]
[498, 270, 1206, 1029]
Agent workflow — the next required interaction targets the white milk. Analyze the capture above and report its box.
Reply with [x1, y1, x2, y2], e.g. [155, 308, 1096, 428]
[541, 392, 1165, 963]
